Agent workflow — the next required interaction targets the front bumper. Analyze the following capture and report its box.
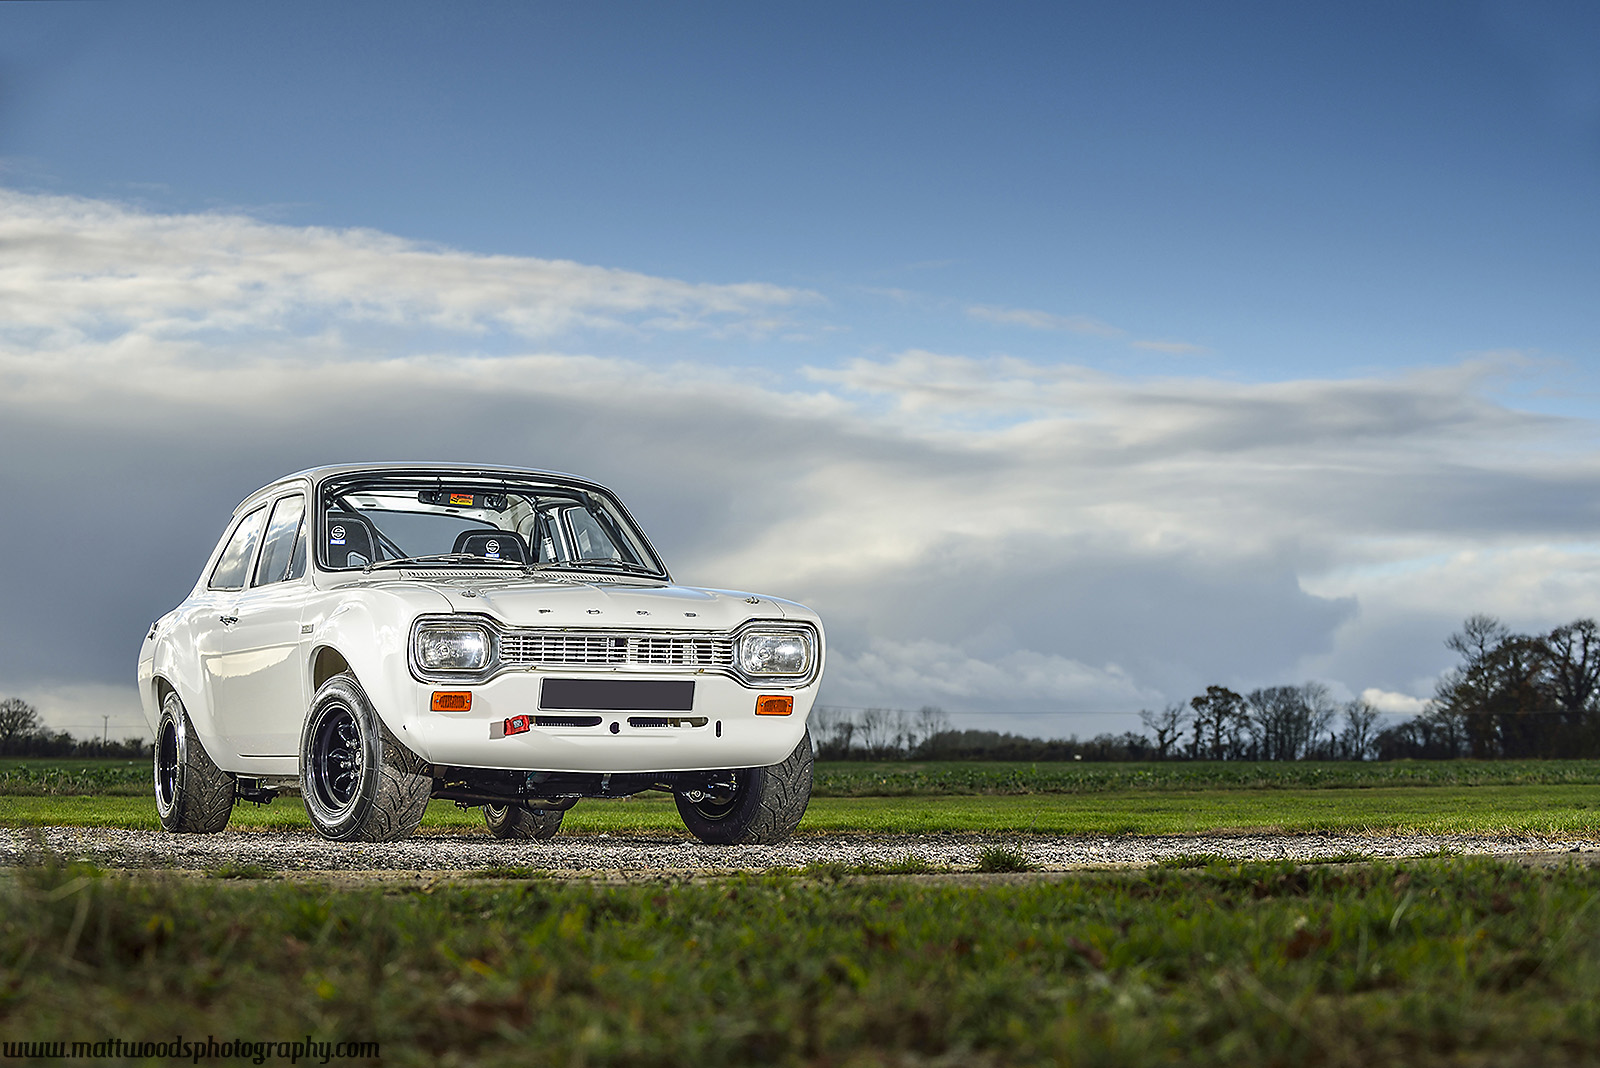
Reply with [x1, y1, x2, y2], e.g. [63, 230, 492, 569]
[402, 670, 816, 773]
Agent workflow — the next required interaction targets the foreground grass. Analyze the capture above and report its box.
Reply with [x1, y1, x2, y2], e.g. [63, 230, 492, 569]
[3, 857, 1599, 1066]
[5, 784, 1599, 838]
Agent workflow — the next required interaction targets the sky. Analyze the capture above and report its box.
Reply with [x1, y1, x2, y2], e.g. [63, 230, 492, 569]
[1, 1, 1598, 742]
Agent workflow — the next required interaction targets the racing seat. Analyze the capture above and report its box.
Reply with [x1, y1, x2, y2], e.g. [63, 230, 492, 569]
[451, 528, 528, 563]
[324, 512, 378, 568]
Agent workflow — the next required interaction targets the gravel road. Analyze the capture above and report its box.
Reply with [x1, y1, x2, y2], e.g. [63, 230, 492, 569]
[2, 826, 1592, 876]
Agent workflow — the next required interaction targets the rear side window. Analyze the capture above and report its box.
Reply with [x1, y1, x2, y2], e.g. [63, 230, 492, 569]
[210, 506, 268, 591]
[253, 495, 307, 587]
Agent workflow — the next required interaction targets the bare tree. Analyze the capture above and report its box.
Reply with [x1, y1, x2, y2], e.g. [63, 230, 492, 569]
[1339, 699, 1381, 761]
[1139, 704, 1189, 760]
[912, 706, 952, 755]
[810, 705, 857, 759]
[856, 707, 896, 759]
[888, 708, 913, 757]
[0, 698, 41, 755]
[1301, 681, 1340, 759]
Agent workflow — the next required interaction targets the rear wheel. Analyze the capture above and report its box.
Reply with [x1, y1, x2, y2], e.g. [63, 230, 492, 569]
[675, 730, 813, 845]
[483, 803, 565, 840]
[300, 674, 432, 842]
[153, 691, 235, 834]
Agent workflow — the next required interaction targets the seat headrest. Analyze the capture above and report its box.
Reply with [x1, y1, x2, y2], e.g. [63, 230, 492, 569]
[452, 528, 527, 563]
[325, 512, 377, 568]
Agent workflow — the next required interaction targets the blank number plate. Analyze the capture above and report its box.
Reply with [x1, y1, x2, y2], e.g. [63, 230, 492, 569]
[539, 678, 695, 712]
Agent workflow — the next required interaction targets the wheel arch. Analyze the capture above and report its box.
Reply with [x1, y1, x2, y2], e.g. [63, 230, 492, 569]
[310, 645, 353, 691]
[304, 610, 428, 759]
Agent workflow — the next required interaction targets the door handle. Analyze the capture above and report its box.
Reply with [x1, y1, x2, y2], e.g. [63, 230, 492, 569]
[219, 615, 239, 626]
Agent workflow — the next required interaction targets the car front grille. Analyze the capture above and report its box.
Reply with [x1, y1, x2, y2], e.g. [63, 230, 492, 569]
[499, 631, 736, 671]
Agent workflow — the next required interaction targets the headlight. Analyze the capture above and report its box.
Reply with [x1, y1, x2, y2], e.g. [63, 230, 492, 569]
[415, 625, 492, 672]
[737, 629, 814, 678]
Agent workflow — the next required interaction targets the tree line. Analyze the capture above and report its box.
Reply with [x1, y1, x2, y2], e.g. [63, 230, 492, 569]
[1373, 615, 1600, 759]
[814, 615, 1600, 762]
[813, 682, 1380, 762]
[0, 698, 150, 759]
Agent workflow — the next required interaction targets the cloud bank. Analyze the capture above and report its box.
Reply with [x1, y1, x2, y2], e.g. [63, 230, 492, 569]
[3, 189, 1596, 739]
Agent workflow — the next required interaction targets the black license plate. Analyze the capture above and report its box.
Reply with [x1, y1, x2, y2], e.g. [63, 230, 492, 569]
[539, 678, 695, 712]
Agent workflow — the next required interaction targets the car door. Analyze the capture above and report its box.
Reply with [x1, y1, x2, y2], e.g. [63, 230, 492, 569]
[205, 493, 311, 767]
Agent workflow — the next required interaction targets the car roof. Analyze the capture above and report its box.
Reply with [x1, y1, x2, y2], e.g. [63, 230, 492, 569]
[232, 463, 610, 515]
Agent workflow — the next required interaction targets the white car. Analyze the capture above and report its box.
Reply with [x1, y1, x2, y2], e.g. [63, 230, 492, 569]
[137, 464, 823, 844]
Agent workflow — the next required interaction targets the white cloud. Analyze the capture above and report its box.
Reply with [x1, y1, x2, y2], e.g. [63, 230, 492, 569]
[966, 303, 1125, 338]
[1132, 339, 1210, 355]
[1361, 688, 1430, 715]
[966, 303, 1210, 356]
[0, 189, 817, 350]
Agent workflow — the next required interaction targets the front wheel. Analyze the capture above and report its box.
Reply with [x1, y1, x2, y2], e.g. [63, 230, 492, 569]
[483, 803, 565, 840]
[675, 729, 813, 845]
[300, 675, 432, 842]
[153, 691, 235, 834]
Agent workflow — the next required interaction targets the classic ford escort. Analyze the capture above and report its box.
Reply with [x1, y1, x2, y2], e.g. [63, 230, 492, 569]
[138, 464, 822, 843]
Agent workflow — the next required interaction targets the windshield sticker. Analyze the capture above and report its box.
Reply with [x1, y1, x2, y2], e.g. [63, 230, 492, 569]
[485, 539, 500, 558]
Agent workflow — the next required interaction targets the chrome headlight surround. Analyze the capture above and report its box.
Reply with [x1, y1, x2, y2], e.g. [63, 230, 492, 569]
[732, 621, 820, 686]
[410, 617, 499, 682]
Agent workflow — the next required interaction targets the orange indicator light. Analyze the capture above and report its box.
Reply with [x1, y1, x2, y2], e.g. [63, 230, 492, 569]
[755, 695, 793, 716]
[431, 691, 472, 712]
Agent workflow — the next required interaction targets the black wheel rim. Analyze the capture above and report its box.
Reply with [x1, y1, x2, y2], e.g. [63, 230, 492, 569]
[689, 773, 741, 821]
[309, 703, 363, 811]
[155, 718, 179, 810]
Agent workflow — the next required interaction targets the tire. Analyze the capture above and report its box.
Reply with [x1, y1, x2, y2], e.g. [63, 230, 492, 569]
[675, 729, 814, 845]
[483, 803, 565, 840]
[153, 690, 235, 834]
[300, 674, 432, 842]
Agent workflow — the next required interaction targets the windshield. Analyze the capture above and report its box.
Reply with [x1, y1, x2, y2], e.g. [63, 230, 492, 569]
[316, 472, 665, 576]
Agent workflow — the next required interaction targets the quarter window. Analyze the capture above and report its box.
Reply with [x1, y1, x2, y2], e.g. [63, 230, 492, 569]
[209, 506, 268, 591]
[253, 495, 307, 587]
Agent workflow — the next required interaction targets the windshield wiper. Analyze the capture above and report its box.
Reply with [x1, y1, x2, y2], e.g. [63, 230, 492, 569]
[540, 558, 658, 576]
[364, 553, 522, 572]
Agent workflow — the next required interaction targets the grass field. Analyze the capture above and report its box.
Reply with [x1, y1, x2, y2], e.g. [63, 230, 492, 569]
[5, 855, 1599, 1066]
[10, 757, 1600, 799]
[815, 758, 1600, 794]
[5, 783, 1600, 838]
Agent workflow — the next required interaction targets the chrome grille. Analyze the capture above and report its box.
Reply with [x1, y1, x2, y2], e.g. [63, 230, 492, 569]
[499, 631, 735, 671]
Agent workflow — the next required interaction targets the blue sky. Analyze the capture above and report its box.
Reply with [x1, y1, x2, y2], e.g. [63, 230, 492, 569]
[9, 2, 1597, 383]
[2, 2, 1598, 738]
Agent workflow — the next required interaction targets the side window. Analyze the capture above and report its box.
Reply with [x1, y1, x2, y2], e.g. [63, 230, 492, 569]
[209, 506, 269, 591]
[252, 495, 306, 587]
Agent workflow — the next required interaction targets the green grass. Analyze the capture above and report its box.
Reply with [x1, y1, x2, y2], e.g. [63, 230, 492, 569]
[4, 856, 1600, 1065]
[0, 759, 150, 796]
[974, 845, 1035, 872]
[815, 758, 1600, 795]
[14, 758, 1600, 800]
[6, 784, 1599, 837]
